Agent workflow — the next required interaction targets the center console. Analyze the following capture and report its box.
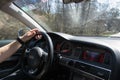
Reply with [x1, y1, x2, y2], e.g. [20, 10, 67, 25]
[59, 56, 111, 80]
[58, 41, 112, 80]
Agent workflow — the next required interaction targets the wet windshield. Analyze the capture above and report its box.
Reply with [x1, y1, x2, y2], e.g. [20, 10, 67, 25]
[15, 0, 120, 36]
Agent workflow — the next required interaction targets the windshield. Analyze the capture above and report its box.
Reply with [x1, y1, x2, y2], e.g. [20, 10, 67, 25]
[15, 0, 120, 36]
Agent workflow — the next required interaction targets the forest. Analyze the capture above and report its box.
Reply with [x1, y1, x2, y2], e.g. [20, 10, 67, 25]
[17, 0, 120, 36]
[0, 0, 120, 40]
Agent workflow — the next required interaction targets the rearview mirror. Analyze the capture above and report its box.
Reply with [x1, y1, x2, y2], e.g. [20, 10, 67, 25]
[63, 0, 89, 4]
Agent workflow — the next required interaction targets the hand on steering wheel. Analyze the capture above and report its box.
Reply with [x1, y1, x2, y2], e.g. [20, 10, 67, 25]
[20, 28, 42, 43]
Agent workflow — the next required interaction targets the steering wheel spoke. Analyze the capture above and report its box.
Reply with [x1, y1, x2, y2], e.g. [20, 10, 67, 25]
[41, 50, 48, 62]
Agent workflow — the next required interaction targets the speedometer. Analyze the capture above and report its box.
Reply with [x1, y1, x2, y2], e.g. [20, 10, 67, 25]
[59, 41, 72, 56]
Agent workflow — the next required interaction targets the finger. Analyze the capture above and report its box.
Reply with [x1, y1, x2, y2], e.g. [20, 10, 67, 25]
[27, 31, 36, 36]
[35, 35, 42, 40]
[36, 35, 41, 39]
[31, 29, 41, 35]
[30, 28, 39, 32]
[38, 35, 42, 39]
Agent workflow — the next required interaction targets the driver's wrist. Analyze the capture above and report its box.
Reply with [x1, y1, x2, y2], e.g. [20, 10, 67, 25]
[16, 37, 25, 45]
[20, 36, 26, 43]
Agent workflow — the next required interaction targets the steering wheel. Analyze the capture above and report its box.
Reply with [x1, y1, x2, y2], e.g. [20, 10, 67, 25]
[22, 32, 54, 80]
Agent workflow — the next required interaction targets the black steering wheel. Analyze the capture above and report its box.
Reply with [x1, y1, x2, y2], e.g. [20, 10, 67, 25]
[22, 32, 54, 80]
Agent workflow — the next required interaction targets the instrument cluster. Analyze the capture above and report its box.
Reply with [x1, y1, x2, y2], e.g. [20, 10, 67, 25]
[55, 40, 112, 66]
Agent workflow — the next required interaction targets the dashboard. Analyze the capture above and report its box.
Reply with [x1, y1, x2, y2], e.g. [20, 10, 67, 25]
[54, 40, 112, 80]
[35, 32, 120, 80]
[56, 41, 112, 66]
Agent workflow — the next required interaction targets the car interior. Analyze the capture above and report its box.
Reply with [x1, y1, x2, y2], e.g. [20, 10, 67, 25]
[0, 0, 120, 80]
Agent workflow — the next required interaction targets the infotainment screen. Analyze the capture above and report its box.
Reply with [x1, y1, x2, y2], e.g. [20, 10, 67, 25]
[82, 50, 104, 63]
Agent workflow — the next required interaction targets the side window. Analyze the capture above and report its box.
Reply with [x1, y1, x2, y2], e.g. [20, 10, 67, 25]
[0, 11, 26, 40]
